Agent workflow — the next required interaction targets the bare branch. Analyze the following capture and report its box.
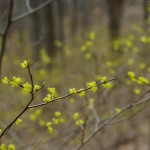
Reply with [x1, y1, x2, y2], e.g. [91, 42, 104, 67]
[0, 0, 13, 77]
[92, 107, 100, 131]
[0, 77, 117, 139]
[25, 0, 32, 12]
[28, 77, 118, 109]
[12, 0, 54, 22]
[75, 97, 150, 150]
[0, 120, 24, 146]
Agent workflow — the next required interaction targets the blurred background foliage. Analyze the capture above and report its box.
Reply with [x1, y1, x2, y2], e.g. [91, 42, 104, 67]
[0, 0, 150, 149]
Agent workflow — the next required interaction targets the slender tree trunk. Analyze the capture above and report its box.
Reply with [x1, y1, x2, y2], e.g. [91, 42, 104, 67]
[81, 0, 92, 32]
[56, 0, 64, 43]
[0, 0, 13, 77]
[106, 0, 125, 52]
[42, 3, 55, 57]
[30, 1, 42, 62]
[143, 0, 150, 28]
[70, 0, 79, 35]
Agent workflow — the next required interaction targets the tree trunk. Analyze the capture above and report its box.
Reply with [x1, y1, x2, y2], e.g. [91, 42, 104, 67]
[106, 0, 125, 52]
[41, 3, 55, 57]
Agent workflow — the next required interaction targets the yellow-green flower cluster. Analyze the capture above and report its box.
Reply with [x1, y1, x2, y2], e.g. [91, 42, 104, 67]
[0, 144, 15, 150]
[113, 38, 121, 51]
[80, 31, 95, 59]
[34, 84, 40, 91]
[43, 87, 57, 103]
[21, 60, 28, 69]
[86, 81, 98, 92]
[15, 119, 22, 125]
[29, 109, 43, 121]
[88, 98, 94, 109]
[128, 71, 149, 85]
[100, 77, 113, 89]
[100, 76, 107, 83]
[47, 87, 56, 95]
[140, 36, 150, 44]
[73, 112, 84, 127]
[10, 76, 22, 87]
[78, 88, 86, 97]
[80, 32, 94, 52]
[102, 82, 113, 89]
[40, 49, 51, 64]
[52, 111, 64, 125]
[43, 94, 52, 103]
[54, 111, 61, 117]
[137, 76, 149, 85]
[115, 108, 121, 113]
[69, 88, 77, 94]
[46, 111, 64, 135]
[128, 71, 136, 82]
[2, 77, 9, 84]
[134, 88, 141, 95]
[22, 82, 31, 94]
[46, 122, 53, 134]
[39, 120, 46, 126]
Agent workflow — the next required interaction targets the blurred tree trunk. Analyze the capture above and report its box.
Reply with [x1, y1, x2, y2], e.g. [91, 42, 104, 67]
[106, 0, 125, 52]
[0, 0, 9, 34]
[29, 0, 65, 63]
[81, 0, 92, 32]
[42, 1, 65, 58]
[30, 1, 42, 62]
[41, 3, 55, 57]
[70, 0, 79, 35]
[55, 0, 64, 42]
[53, 0, 64, 49]
[143, 0, 150, 28]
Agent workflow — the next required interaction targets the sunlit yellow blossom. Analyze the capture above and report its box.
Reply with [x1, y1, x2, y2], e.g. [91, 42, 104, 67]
[21, 60, 28, 68]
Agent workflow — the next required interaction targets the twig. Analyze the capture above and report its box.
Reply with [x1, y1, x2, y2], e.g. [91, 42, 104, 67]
[75, 97, 150, 150]
[28, 77, 118, 109]
[92, 107, 100, 131]
[0, 120, 24, 146]
[28, 132, 48, 150]
[0, 64, 41, 139]
[0, 77, 117, 139]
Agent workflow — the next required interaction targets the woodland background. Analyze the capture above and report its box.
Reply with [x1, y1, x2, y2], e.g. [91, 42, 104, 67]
[0, 0, 150, 150]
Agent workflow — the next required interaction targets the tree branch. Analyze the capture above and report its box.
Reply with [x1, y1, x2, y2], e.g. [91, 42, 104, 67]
[12, 0, 54, 22]
[28, 77, 118, 109]
[75, 96, 150, 150]
[25, 0, 32, 12]
[0, 0, 13, 77]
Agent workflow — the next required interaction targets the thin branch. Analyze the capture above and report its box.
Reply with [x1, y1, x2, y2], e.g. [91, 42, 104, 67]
[0, 120, 24, 146]
[0, 96, 33, 138]
[28, 77, 118, 109]
[0, 65, 36, 139]
[75, 97, 150, 150]
[29, 132, 48, 150]
[0, 77, 117, 139]
[12, 0, 54, 22]
[26, 0, 32, 12]
[92, 107, 100, 131]
[80, 117, 87, 146]
[0, 0, 13, 77]
[27, 64, 34, 94]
